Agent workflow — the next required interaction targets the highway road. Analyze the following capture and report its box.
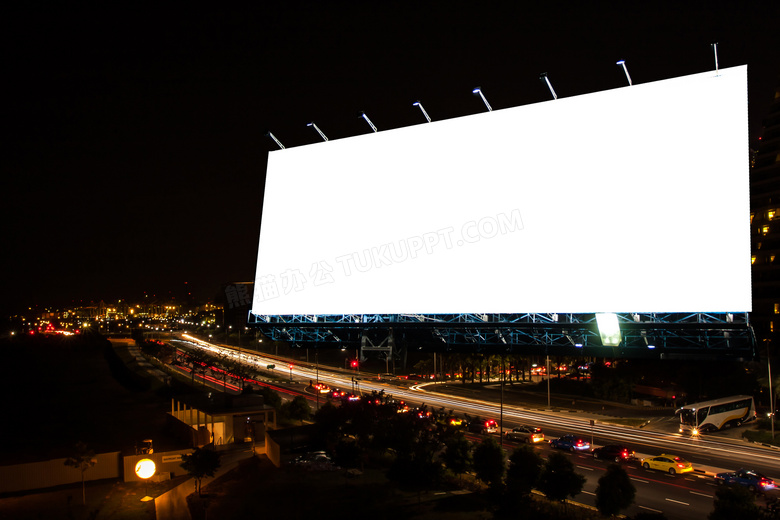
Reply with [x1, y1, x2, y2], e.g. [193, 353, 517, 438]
[173, 334, 780, 519]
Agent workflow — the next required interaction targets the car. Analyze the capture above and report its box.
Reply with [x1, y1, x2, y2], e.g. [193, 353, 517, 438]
[445, 416, 466, 429]
[291, 450, 330, 465]
[468, 419, 498, 434]
[312, 382, 330, 393]
[715, 469, 776, 493]
[549, 435, 590, 452]
[591, 444, 636, 463]
[327, 389, 345, 399]
[640, 454, 693, 475]
[505, 426, 545, 443]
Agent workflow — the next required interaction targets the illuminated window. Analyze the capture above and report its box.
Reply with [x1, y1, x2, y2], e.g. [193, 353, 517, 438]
[758, 242, 763, 249]
[751, 213, 755, 224]
[769, 210, 776, 221]
[751, 255, 756, 264]
[772, 255, 776, 263]
[774, 303, 780, 314]
[762, 225, 770, 235]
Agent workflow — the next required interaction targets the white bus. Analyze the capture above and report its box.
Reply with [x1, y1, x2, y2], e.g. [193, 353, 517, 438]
[676, 395, 756, 434]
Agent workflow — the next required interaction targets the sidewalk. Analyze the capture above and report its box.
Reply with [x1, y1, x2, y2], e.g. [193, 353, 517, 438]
[154, 445, 258, 520]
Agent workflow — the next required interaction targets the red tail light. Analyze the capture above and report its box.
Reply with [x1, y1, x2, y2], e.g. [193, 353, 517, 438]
[677, 463, 686, 468]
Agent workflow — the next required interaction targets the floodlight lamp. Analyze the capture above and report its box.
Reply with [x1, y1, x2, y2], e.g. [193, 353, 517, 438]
[472, 87, 492, 111]
[540, 73, 558, 100]
[596, 312, 622, 347]
[360, 111, 378, 132]
[307, 121, 328, 141]
[413, 100, 431, 122]
[616, 60, 632, 86]
[266, 131, 285, 150]
[711, 42, 719, 75]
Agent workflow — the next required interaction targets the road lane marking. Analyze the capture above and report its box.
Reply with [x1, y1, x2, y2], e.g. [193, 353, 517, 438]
[577, 466, 594, 471]
[665, 498, 690, 506]
[639, 506, 663, 513]
[582, 491, 595, 496]
[689, 491, 712, 498]
[630, 478, 649, 484]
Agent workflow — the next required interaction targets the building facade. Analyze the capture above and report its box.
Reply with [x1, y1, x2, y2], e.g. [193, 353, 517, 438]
[750, 79, 780, 351]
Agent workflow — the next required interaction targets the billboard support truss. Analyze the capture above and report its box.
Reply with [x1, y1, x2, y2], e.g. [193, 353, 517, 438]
[247, 312, 756, 360]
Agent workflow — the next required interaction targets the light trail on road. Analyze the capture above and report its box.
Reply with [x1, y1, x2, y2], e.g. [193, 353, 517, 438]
[176, 334, 780, 481]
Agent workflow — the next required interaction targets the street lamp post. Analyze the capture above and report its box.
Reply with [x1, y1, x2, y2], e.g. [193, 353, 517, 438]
[546, 353, 551, 408]
[767, 339, 775, 440]
[500, 356, 505, 448]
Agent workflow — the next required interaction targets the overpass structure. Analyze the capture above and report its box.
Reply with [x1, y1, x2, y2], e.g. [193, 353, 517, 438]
[248, 311, 755, 360]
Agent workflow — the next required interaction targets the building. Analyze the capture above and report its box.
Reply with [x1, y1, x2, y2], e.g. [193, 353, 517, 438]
[750, 78, 780, 350]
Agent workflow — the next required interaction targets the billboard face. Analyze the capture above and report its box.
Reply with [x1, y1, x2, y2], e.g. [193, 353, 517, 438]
[252, 65, 750, 315]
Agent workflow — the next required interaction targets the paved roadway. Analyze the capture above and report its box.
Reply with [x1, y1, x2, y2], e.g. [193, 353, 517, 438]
[172, 334, 780, 519]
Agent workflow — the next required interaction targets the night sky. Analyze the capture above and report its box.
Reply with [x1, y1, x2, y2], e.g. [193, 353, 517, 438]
[2, 3, 778, 315]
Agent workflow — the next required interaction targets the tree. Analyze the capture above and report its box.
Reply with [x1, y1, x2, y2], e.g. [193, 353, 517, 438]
[257, 386, 282, 410]
[440, 432, 472, 479]
[708, 484, 761, 520]
[632, 513, 668, 520]
[506, 444, 544, 497]
[472, 437, 506, 490]
[595, 464, 636, 516]
[281, 395, 311, 424]
[180, 447, 222, 497]
[64, 441, 97, 505]
[537, 451, 585, 510]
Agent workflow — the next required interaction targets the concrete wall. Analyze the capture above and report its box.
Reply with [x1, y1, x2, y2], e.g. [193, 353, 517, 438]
[123, 449, 194, 483]
[0, 451, 120, 494]
[265, 431, 281, 468]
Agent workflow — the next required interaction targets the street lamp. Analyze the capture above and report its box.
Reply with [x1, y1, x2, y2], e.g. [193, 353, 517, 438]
[472, 87, 492, 111]
[413, 101, 431, 122]
[766, 339, 775, 440]
[135, 458, 156, 501]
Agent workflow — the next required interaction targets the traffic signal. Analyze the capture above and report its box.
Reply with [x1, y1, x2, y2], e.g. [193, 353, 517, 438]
[351, 359, 358, 368]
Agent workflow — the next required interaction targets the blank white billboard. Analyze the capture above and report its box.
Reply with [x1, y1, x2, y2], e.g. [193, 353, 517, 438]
[252, 65, 750, 315]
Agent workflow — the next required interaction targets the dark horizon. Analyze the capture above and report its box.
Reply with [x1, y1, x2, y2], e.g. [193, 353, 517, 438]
[3, 4, 778, 316]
